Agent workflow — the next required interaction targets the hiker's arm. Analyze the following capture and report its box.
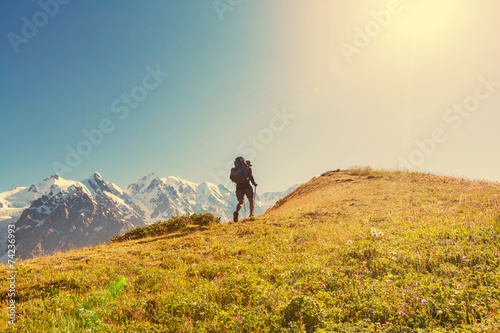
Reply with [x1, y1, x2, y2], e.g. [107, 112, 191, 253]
[249, 168, 257, 186]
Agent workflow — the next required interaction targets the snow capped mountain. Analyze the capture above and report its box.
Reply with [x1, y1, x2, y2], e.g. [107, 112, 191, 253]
[0, 172, 299, 260]
[123, 173, 238, 224]
[0, 174, 78, 223]
[257, 184, 300, 209]
[0, 174, 84, 260]
[1, 173, 145, 260]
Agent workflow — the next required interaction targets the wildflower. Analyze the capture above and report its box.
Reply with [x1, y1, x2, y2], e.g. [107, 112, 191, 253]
[77, 277, 81, 279]
[56, 308, 61, 312]
[431, 277, 435, 282]
[346, 240, 353, 245]
[462, 301, 466, 305]
[457, 284, 462, 290]
[413, 281, 418, 286]
[437, 310, 443, 315]
[421, 299, 427, 305]
[200, 312, 205, 315]
[400, 311, 406, 316]
[79, 308, 85, 312]
[322, 284, 326, 289]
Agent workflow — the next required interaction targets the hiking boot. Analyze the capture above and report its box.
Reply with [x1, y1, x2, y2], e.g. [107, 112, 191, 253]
[233, 211, 238, 222]
[249, 213, 254, 217]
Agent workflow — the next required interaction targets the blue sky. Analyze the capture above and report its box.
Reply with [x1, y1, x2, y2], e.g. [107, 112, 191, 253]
[1, 0, 500, 193]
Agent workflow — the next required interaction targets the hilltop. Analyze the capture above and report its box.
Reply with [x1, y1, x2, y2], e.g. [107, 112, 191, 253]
[1, 168, 500, 332]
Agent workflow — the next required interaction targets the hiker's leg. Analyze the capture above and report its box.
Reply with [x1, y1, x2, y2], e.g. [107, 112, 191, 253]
[248, 197, 255, 216]
[245, 186, 255, 216]
[235, 189, 244, 213]
[236, 198, 244, 212]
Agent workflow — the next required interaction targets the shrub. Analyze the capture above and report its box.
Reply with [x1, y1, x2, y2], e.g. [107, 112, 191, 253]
[110, 213, 220, 243]
[282, 296, 326, 333]
[191, 213, 221, 226]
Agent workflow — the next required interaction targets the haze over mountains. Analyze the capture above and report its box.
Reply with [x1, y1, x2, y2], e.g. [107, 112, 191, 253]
[0, 172, 298, 260]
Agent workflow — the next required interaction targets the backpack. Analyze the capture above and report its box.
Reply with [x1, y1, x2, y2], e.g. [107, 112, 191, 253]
[230, 157, 250, 184]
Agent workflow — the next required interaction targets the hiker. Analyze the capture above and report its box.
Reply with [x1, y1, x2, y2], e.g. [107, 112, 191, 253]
[230, 156, 258, 222]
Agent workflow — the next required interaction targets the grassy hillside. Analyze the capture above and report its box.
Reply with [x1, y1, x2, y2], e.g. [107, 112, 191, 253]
[1, 169, 500, 332]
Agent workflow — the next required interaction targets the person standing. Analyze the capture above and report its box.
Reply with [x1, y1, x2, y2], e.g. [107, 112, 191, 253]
[230, 156, 257, 222]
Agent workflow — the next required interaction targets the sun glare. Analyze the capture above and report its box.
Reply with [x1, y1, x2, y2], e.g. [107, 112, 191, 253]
[395, 0, 459, 40]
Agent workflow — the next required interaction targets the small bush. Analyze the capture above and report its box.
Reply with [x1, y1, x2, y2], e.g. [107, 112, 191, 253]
[110, 213, 220, 243]
[191, 213, 221, 226]
[282, 296, 326, 333]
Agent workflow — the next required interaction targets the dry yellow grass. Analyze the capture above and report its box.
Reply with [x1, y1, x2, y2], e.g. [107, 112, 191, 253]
[1, 168, 499, 332]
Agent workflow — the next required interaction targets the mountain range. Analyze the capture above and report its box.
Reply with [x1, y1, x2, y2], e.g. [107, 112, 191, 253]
[0, 172, 298, 260]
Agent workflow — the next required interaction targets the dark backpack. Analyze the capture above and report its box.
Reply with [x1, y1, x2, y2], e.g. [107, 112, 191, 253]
[230, 157, 249, 184]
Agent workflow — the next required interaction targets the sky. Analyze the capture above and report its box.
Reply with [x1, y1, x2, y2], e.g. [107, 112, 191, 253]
[1, 0, 500, 194]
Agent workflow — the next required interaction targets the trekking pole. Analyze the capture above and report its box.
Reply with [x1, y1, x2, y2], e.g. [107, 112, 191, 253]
[243, 199, 247, 219]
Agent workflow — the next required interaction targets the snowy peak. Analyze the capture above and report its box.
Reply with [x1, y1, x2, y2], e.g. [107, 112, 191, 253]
[46, 174, 60, 181]
[84, 172, 104, 185]
[82, 172, 110, 197]
[9, 173, 145, 259]
[0, 175, 80, 210]
[126, 173, 163, 195]
[123, 174, 234, 224]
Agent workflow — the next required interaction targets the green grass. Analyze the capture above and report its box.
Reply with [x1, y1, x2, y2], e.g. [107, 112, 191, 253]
[1, 169, 500, 332]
